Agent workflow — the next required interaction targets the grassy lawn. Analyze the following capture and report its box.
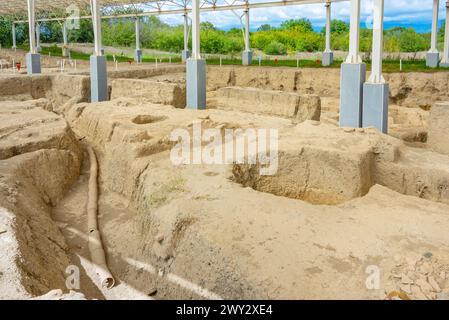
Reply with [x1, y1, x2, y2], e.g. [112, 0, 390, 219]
[11, 44, 449, 73]
[206, 57, 449, 73]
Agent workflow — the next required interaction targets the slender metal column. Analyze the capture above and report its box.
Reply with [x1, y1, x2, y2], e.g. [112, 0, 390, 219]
[430, 0, 440, 53]
[441, 1, 449, 67]
[182, 13, 191, 62]
[191, 0, 200, 60]
[346, 0, 361, 64]
[12, 23, 17, 49]
[322, 1, 333, 66]
[325, 2, 331, 52]
[427, 0, 440, 67]
[26, 0, 41, 74]
[135, 17, 141, 50]
[244, 9, 250, 52]
[62, 21, 69, 57]
[339, 0, 365, 128]
[36, 22, 41, 52]
[242, 9, 253, 65]
[134, 17, 143, 63]
[27, 0, 36, 54]
[367, 0, 385, 84]
[90, 0, 108, 102]
[184, 13, 189, 52]
[92, 0, 102, 56]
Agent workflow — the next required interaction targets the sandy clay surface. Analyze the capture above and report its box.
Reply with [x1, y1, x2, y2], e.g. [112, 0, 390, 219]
[1, 48, 449, 300]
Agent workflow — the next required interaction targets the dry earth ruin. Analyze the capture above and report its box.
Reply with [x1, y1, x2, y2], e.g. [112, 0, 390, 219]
[1, 48, 449, 300]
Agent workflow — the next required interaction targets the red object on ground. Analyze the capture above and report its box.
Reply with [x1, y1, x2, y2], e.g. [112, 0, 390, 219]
[316, 59, 321, 65]
[16, 62, 21, 71]
[128, 60, 132, 64]
[275, 58, 278, 65]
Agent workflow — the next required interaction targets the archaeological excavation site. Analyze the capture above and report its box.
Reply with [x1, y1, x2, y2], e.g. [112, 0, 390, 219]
[1, 0, 449, 305]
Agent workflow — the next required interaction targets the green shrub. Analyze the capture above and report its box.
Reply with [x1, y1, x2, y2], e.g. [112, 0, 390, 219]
[264, 41, 287, 55]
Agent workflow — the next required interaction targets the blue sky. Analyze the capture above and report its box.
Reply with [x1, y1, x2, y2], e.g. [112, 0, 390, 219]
[159, 0, 446, 33]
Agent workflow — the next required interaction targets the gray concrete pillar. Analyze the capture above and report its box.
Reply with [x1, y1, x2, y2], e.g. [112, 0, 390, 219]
[90, 55, 108, 102]
[340, 63, 366, 127]
[186, 59, 206, 109]
[362, 83, 389, 133]
[186, 0, 206, 109]
[26, 53, 41, 74]
[362, 0, 388, 134]
[339, 0, 365, 128]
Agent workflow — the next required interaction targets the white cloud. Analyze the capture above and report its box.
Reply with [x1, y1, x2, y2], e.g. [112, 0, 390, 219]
[159, 0, 447, 31]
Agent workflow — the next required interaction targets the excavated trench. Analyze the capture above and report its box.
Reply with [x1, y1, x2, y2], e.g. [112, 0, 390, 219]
[2, 65, 449, 300]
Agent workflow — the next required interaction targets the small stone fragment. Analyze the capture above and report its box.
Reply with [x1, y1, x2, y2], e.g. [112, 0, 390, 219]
[155, 234, 164, 243]
[418, 261, 433, 275]
[411, 285, 428, 300]
[428, 276, 441, 292]
[148, 287, 158, 296]
[416, 277, 434, 294]
[400, 284, 412, 294]
[401, 274, 414, 284]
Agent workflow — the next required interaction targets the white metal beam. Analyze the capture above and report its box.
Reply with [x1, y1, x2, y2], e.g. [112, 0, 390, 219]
[325, 1, 331, 53]
[183, 13, 189, 51]
[430, 0, 440, 53]
[346, 0, 361, 63]
[14, 0, 349, 24]
[36, 23, 41, 51]
[12, 23, 17, 49]
[135, 17, 141, 50]
[192, 0, 201, 59]
[63, 21, 68, 47]
[367, 0, 385, 84]
[27, 0, 36, 54]
[92, 0, 103, 56]
[442, 1, 449, 64]
[244, 9, 250, 52]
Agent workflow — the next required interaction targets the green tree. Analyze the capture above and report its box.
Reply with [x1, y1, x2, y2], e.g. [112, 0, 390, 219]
[321, 20, 349, 34]
[280, 18, 313, 32]
[200, 22, 216, 30]
[257, 24, 272, 32]
[0, 17, 13, 47]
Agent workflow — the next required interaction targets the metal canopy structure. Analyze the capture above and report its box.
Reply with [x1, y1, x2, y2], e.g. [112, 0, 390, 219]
[7, 0, 348, 22]
[4, 1, 348, 18]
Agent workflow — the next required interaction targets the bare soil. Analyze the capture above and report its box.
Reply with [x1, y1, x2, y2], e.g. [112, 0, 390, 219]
[1, 49, 449, 300]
